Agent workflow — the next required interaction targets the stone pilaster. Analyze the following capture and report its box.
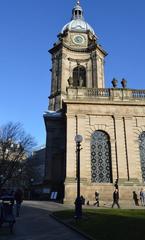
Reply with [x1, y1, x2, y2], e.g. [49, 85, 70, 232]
[96, 55, 105, 88]
[114, 116, 128, 181]
[123, 117, 140, 182]
[66, 114, 77, 179]
[91, 52, 97, 88]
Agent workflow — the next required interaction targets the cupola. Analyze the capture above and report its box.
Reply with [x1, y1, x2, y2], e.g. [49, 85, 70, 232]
[61, 0, 96, 36]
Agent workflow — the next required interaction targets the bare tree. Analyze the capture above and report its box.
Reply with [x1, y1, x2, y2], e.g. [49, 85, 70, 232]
[0, 122, 36, 189]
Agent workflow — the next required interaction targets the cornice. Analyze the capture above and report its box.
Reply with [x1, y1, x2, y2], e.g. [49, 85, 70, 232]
[68, 57, 90, 63]
[63, 42, 96, 53]
[49, 42, 62, 54]
[97, 44, 108, 56]
[63, 99, 145, 107]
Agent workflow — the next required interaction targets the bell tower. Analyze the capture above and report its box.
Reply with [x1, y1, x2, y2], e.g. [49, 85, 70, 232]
[49, 0, 107, 111]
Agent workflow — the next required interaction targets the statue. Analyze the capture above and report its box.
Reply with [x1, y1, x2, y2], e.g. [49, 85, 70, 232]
[68, 76, 73, 87]
[79, 76, 84, 87]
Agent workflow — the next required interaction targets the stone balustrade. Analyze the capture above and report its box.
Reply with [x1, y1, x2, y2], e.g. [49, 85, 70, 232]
[132, 90, 145, 99]
[66, 87, 145, 102]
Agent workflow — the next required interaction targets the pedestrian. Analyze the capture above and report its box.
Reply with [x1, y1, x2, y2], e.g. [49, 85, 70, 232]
[94, 191, 99, 207]
[14, 189, 23, 217]
[112, 189, 120, 208]
[80, 195, 85, 205]
[140, 188, 145, 206]
[86, 200, 90, 206]
[133, 191, 139, 206]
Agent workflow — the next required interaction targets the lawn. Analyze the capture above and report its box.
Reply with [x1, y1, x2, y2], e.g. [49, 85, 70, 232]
[54, 209, 145, 240]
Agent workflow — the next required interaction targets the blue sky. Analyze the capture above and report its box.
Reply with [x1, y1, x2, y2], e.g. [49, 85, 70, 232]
[0, 0, 145, 147]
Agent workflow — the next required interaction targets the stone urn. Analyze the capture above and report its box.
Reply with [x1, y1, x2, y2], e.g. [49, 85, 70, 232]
[111, 78, 118, 88]
[121, 78, 127, 88]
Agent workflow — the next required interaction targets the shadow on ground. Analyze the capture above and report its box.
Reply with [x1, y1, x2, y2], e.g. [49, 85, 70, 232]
[0, 204, 86, 240]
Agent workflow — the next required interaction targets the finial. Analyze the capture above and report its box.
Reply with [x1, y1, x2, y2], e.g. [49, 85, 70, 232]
[72, 0, 83, 20]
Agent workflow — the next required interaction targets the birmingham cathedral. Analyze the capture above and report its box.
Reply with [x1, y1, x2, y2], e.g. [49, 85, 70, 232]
[44, 1, 145, 203]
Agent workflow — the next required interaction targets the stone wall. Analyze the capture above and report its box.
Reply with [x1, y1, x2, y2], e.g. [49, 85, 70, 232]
[64, 98, 145, 202]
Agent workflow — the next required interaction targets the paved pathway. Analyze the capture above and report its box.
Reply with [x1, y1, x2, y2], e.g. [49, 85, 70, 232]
[1, 200, 145, 239]
[0, 201, 87, 240]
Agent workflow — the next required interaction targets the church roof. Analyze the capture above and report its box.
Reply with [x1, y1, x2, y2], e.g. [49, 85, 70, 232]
[61, 0, 96, 36]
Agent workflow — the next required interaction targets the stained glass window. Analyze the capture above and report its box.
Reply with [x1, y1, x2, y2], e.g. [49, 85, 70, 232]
[91, 130, 112, 183]
[139, 132, 145, 182]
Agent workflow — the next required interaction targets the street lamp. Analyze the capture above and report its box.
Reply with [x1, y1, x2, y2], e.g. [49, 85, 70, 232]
[0, 175, 4, 185]
[74, 134, 83, 219]
[29, 178, 34, 200]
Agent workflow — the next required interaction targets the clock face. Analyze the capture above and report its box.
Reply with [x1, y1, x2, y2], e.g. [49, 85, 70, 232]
[73, 35, 85, 45]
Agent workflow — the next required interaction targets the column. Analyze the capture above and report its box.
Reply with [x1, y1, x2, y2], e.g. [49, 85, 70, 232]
[124, 116, 140, 182]
[114, 116, 128, 181]
[66, 114, 77, 180]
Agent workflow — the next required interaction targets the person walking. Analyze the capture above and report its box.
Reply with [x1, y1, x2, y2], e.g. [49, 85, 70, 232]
[133, 191, 139, 206]
[140, 188, 145, 206]
[14, 189, 23, 217]
[94, 191, 99, 207]
[112, 189, 120, 208]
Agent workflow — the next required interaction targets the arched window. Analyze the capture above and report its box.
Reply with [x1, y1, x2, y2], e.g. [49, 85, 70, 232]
[73, 66, 86, 87]
[139, 132, 145, 182]
[91, 130, 112, 183]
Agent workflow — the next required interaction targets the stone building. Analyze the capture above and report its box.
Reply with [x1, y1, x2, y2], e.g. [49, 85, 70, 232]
[44, 0, 145, 203]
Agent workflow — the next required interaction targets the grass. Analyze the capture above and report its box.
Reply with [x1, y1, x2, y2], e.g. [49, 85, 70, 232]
[54, 209, 145, 240]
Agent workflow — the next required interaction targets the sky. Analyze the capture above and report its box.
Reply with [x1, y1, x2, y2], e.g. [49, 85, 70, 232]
[0, 0, 145, 147]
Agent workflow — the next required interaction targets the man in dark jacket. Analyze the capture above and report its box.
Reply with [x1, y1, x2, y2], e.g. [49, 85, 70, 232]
[14, 189, 23, 217]
[94, 191, 99, 207]
[112, 189, 120, 208]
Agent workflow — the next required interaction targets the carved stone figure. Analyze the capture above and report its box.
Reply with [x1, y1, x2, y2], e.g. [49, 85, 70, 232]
[79, 76, 84, 87]
[68, 76, 73, 87]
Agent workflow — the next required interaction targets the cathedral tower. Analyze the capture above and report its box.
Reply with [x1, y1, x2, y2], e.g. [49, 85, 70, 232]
[48, 0, 107, 111]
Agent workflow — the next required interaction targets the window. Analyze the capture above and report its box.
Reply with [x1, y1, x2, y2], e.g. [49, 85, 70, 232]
[73, 66, 86, 87]
[139, 132, 145, 182]
[91, 130, 112, 183]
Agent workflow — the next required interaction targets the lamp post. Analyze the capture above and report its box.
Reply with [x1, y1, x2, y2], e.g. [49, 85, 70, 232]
[74, 134, 83, 219]
[29, 178, 34, 200]
[0, 175, 4, 186]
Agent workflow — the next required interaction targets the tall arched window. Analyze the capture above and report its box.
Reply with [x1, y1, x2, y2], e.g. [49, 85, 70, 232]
[91, 130, 112, 183]
[139, 132, 145, 182]
[73, 66, 86, 87]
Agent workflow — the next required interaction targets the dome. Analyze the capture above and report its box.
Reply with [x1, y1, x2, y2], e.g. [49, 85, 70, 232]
[61, 19, 95, 36]
[61, 1, 96, 36]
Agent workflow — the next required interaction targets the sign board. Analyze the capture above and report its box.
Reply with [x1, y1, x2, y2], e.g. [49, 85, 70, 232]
[50, 192, 58, 200]
[43, 188, 50, 194]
